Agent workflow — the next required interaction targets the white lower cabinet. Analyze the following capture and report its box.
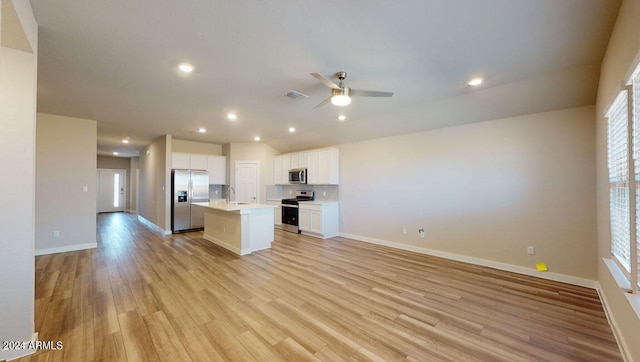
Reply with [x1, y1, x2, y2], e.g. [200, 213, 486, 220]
[266, 200, 282, 227]
[299, 208, 310, 231]
[298, 203, 339, 239]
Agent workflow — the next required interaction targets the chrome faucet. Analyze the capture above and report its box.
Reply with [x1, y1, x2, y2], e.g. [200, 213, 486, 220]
[226, 186, 235, 204]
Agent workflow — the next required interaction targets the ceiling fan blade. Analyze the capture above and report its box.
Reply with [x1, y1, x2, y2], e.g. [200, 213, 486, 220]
[314, 96, 332, 108]
[311, 73, 340, 89]
[351, 89, 394, 97]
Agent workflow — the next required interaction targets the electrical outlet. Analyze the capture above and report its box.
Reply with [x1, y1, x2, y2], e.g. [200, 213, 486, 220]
[289, 190, 292, 195]
[323, 191, 326, 196]
[419, 229, 425, 238]
[402, 228, 407, 235]
[53, 230, 60, 238]
[527, 246, 535, 255]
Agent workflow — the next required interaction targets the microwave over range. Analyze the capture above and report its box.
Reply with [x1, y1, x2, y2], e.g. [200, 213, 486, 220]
[288, 168, 307, 184]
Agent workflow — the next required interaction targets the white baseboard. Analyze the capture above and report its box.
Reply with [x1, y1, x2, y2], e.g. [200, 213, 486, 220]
[338, 232, 598, 289]
[137, 215, 171, 235]
[202, 233, 249, 255]
[35, 242, 97, 256]
[596, 285, 632, 362]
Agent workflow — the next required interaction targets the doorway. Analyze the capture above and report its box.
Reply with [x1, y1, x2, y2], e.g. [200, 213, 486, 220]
[97, 169, 126, 213]
[234, 161, 260, 203]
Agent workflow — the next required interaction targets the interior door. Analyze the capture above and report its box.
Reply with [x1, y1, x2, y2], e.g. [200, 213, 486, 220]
[97, 169, 126, 213]
[235, 161, 259, 203]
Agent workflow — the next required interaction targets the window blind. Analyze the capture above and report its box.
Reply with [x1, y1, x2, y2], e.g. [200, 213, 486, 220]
[608, 90, 631, 274]
[635, 71, 640, 288]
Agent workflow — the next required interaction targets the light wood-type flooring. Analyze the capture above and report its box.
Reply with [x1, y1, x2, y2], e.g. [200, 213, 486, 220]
[16, 212, 622, 361]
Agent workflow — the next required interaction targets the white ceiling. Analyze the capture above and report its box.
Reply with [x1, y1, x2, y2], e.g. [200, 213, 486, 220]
[30, 0, 621, 156]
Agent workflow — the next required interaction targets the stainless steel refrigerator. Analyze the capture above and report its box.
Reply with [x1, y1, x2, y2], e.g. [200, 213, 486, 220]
[171, 169, 209, 233]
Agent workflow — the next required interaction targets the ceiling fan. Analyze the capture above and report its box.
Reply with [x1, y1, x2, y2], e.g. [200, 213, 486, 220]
[311, 71, 393, 108]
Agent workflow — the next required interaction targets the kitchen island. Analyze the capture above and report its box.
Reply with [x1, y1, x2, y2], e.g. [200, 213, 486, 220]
[192, 201, 276, 255]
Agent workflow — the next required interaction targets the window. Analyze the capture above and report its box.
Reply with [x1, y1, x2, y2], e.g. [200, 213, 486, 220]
[607, 63, 640, 292]
[113, 173, 120, 208]
[608, 90, 631, 274]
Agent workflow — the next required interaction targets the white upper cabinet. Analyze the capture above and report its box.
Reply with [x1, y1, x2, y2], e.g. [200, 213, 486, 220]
[190, 154, 208, 170]
[172, 152, 227, 184]
[207, 155, 227, 185]
[171, 152, 190, 169]
[274, 147, 339, 185]
[307, 152, 319, 184]
[308, 148, 339, 185]
[290, 153, 308, 169]
[274, 155, 291, 185]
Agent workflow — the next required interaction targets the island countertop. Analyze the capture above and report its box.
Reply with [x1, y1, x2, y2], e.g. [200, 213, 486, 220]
[193, 201, 277, 214]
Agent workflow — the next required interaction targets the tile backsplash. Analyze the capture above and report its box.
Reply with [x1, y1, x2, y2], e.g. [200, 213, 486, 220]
[268, 184, 339, 202]
[209, 185, 224, 200]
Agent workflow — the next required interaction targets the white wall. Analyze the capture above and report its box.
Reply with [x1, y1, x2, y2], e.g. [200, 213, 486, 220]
[36, 113, 97, 254]
[595, 0, 640, 360]
[0, 1, 38, 360]
[340, 106, 597, 281]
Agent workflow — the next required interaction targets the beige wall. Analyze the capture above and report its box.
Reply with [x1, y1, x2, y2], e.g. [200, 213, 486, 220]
[340, 106, 597, 280]
[226, 142, 279, 203]
[0, 1, 38, 360]
[97, 154, 131, 169]
[130, 157, 139, 213]
[139, 135, 171, 232]
[172, 138, 223, 155]
[36, 113, 97, 253]
[595, 0, 640, 359]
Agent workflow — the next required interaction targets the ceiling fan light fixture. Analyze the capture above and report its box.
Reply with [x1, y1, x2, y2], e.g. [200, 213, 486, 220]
[331, 87, 351, 106]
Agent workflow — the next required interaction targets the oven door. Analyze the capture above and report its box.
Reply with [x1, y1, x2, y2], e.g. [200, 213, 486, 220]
[281, 204, 300, 233]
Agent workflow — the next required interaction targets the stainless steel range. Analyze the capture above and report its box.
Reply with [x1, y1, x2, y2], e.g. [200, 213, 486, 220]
[281, 190, 314, 233]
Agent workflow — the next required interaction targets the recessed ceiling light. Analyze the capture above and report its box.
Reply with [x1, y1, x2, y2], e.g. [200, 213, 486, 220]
[178, 63, 194, 73]
[198, 128, 207, 133]
[338, 115, 346, 121]
[254, 136, 261, 141]
[122, 139, 129, 144]
[227, 113, 237, 120]
[468, 77, 483, 86]
[289, 127, 296, 133]
[113, 152, 119, 155]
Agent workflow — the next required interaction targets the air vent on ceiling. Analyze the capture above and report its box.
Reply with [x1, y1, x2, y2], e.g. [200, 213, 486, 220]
[283, 90, 308, 99]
